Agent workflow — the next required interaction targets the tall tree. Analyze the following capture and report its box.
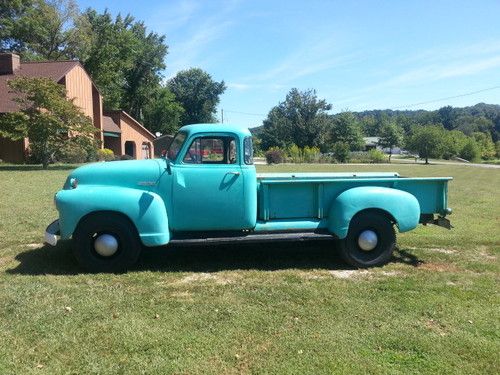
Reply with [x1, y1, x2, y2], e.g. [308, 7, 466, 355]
[0, 77, 96, 168]
[406, 125, 446, 164]
[378, 122, 404, 162]
[328, 111, 364, 151]
[260, 88, 332, 150]
[0, 0, 84, 60]
[142, 87, 184, 135]
[167, 68, 226, 126]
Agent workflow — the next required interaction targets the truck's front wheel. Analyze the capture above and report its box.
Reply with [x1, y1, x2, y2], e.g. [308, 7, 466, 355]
[339, 211, 396, 268]
[73, 213, 141, 272]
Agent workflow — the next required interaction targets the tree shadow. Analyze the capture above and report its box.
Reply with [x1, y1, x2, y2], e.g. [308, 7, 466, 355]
[6, 241, 423, 276]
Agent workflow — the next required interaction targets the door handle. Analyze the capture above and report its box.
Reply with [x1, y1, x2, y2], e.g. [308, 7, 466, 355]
[228, 171, 240, 176]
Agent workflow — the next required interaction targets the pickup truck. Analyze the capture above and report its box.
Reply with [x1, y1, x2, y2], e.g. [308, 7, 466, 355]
[45, 124, 452, 272]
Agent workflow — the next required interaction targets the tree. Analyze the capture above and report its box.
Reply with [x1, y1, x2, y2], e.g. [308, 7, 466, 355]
[459, 138, 480, 162]
[142, 87, 184, 135]
[0, 0, 84, 60]
[406, 125, 446, 164]
[0, 77, 96, 168]
[328, 111, 364, 151]
[78, 9, 167, 117]
[167, 68, 226, 126]
[260, 88, 332, 150]
[471, 132, 496, 160]
[378, 122, 404, 162]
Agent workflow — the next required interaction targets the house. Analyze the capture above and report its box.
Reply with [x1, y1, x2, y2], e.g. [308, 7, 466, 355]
[0, 53, 154, 163]
[363, 136, 381, 151]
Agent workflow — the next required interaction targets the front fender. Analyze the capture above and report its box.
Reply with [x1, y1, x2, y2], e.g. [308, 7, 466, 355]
[327, 186, 420, 239]
[55, 186, 169, 247]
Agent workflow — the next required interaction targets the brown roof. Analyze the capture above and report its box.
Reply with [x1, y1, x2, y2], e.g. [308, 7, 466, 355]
[102, 115, 122, 133]
[104, 110, 156, 140]
[0, 60, 80, 112]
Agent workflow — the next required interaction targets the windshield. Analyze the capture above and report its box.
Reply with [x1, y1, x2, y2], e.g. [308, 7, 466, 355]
[167, 132, 186, 160]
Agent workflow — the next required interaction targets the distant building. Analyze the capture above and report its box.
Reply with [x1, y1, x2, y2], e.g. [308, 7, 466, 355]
[363, 137, 381, 151]
[0, 53, 154, 163]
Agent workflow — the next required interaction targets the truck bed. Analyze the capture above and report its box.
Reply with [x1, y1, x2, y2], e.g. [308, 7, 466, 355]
[256, 172, 451, 223]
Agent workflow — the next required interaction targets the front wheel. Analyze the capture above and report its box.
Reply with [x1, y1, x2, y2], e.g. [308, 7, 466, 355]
[338, 211, 396, 268]
[73, 213, 141, 272]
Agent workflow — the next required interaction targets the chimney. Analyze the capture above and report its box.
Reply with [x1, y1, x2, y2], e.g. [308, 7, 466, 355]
[0, 53, 20, 75]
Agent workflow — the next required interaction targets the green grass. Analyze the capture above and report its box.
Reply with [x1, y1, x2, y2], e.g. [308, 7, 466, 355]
[0, 163, 498, 374]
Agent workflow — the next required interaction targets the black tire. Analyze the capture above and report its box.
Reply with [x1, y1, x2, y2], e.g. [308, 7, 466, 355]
[73, 213, 141, 272]
[338, 211, 396, 268]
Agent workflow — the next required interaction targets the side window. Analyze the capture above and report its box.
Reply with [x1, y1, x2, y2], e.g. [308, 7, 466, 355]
[183, 136, 238, 164]
[244, 137, 253, 165]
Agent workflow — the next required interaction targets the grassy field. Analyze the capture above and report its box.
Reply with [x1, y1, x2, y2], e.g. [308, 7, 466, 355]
[0, 163, 498, 374]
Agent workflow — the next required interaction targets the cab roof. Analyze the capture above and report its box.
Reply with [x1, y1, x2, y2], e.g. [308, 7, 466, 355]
[179, 123, 252, 138]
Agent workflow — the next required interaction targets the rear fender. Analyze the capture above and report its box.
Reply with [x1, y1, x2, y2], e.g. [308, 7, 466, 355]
[56, 186, 169, 247]
[327, 186, 420, 239]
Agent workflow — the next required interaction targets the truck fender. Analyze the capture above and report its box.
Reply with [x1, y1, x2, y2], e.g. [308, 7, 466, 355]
[56, 186, 170, 247]
[327, 186, 420, 239]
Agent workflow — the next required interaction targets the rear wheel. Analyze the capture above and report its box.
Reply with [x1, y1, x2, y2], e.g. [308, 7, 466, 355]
[339, 211, 396, 268]
[73, 213, 141, 272]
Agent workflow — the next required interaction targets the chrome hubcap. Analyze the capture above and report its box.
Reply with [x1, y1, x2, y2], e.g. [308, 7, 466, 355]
[94, 234, 119, 257]
[358, 230, 378, 251]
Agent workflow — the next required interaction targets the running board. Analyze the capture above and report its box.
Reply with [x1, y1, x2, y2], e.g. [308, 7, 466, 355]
[169, 232, 336, 247]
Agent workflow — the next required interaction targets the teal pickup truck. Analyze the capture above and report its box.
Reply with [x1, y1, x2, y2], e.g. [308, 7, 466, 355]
[45, 124, 452, 272]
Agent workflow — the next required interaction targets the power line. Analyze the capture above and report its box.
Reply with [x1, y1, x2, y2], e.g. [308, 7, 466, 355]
[391, 85, 500, 110]
[224, 85, 500, 117]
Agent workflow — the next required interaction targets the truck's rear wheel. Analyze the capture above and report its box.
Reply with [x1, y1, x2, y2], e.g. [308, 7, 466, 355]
[339, 211, 396, 268]
[73, 213, 141, 272]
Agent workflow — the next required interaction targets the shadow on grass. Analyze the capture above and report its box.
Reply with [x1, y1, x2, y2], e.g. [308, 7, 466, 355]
[7, 241, 423, 276]
[0, 164, 79, 171]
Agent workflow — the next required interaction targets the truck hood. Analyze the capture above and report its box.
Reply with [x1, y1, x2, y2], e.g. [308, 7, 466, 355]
[64, 159, 164, 190]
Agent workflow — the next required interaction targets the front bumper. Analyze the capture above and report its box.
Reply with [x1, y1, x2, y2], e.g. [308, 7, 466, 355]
[45, 219, 60, 246]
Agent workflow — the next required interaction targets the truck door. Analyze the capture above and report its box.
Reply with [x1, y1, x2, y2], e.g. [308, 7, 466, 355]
[171, 134, 247, 231]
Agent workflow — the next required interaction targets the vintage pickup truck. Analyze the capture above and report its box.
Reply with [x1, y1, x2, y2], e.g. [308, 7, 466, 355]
[45, 124, 452, 272]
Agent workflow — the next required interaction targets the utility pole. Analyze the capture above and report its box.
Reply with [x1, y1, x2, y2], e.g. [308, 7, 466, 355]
[221, 109, 224, 123]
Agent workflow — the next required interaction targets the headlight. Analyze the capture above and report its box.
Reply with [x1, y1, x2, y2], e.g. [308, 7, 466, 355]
[70, 178, 78, 189]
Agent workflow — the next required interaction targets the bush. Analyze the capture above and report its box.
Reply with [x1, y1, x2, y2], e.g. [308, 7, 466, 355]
[287, 144, 302, 163]
[459, 139, 480, 162]
[97, 148, 115, 161]
[119, 154, 134, 161]
[54, 141, 88, 163]
[265, 147, 285, 164]
[332, 142, 350, 163]
[303, 146, 320, 163]
[367, 149, 386, 163]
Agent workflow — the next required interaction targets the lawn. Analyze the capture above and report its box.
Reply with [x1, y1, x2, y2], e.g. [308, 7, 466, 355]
[0, 163, 498, 374]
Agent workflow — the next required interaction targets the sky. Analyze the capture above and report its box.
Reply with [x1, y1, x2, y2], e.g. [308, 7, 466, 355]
[77, 0, 500, 127]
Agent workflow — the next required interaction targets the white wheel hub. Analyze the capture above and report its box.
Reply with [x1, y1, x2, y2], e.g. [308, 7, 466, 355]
[94, 234, 119, 257]
[358, 230, 378, 251]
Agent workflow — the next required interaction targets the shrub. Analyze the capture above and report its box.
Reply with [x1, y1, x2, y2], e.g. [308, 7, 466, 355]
[265, 147, 285, 164]
[331, 142, 350, 163]
[459, 139, 480, 162]
[119, 154, 134, 161]
[97, 148, 115, 161]
[303, 146, 320, 163]
[367, 149, 386, 163]
[54, 141, 88, 163]
[287, 144, 303, 163]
